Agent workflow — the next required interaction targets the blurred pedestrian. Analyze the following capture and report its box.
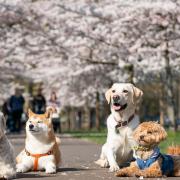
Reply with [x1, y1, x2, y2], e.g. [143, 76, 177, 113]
[47, 91, 61, 133]
[31, 87, 46, 114]
[2, 98, 12, 132]
[9, 86, 25, 133]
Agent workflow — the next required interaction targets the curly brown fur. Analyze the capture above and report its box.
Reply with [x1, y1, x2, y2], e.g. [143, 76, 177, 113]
[168, 146, 180, 156]
[116, 121, 180, 177]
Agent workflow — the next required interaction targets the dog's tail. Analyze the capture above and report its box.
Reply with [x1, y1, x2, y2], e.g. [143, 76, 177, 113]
[167, 146, 180, 155]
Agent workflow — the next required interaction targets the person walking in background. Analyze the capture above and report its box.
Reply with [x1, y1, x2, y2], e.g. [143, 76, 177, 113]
[31, 87, 46, 114]
[9, 86, 25, 133]
[47, 91, 61, 133]
[2, 98, 12, 132]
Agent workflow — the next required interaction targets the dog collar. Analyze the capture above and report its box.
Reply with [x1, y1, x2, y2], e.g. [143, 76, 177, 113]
[115, 114, 134, 129]
[25, 148, 53, 171]
[133, 145, 150, 151]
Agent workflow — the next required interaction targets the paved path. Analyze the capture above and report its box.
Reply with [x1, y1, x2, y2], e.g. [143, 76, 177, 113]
[8, 134, 177, 180]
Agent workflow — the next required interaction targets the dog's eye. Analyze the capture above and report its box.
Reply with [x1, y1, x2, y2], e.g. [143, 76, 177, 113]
[29, 121, 32, 123]
[112, 90, 115, 93]
[148, 131, 152, 134]
[37, 121, 41, 123]
[123, 90, 128, 93]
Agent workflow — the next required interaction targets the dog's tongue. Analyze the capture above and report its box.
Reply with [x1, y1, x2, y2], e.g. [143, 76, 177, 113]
[112, 105, 121, 111]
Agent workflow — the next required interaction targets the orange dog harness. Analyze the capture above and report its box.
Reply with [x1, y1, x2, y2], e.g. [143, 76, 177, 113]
[25, 149, 53, 171]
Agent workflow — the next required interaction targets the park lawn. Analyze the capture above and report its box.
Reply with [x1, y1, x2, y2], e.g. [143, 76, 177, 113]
[159, 130, 180, 153]
[69, 130, 180, 153]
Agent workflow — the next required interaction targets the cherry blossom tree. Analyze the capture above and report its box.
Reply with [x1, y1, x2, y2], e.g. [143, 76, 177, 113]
[0, 0, 180, 130]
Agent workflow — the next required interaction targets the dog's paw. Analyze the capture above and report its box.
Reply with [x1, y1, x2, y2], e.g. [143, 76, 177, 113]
[45, 166, 56, 174]
[2, 173, 16, 180]
[109, 164, 120, 172]
[115, 170, 127, 177]
[16, 164, 27, 173]
[95, 159, 109, 168]
[1, 174, 16, 180]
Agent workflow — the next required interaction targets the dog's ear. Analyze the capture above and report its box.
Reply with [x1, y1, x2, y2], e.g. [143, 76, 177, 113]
[28, 109, 34, 117]
[132, 85, 143, 104]
[157, 124, 167, 142]
[132, 125, 140, 139]
[105, 88, 112, 104]
[45, 107, 55, 120]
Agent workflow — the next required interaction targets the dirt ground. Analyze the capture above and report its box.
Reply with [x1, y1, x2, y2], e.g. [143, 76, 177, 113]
[8, 134, 179, 180]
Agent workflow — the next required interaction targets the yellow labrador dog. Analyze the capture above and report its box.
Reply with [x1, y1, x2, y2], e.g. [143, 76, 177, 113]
[95, 83, 143, 172]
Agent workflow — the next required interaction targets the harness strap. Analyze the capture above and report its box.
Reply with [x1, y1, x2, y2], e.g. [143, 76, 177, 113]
[25, 149, 53, 171]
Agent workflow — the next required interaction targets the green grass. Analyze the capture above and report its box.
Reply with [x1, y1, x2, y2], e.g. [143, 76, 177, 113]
[159, 130, 180, 153]
[68, 130, 180, 153]
[66, 131, 107, 144]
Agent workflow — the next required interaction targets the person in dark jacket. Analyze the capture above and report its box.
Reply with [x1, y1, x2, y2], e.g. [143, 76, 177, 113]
[9, 87, 25, 132]
[2, 98, 12, 132]
[31, 88, 46, 114]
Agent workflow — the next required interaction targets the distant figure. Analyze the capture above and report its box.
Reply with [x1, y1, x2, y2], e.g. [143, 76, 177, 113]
[31, 88, 46, 114]
[2, 98, 13, 132]
[47, 91, 61, 133]
[9, 87, 25, 132]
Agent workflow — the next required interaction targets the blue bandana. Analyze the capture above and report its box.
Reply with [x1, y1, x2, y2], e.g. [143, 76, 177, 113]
[135, 147, 174, 176]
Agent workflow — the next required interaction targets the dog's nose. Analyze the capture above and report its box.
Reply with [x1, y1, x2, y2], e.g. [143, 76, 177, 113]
[140, 135, 144, 140]
[113, 95, 120, 102]
[29, 124, 34, 130]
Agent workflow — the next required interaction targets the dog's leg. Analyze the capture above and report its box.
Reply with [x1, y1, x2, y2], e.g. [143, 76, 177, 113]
[16, 155, 33, 173]
[95, 144, 109, 168]
[40, 156, 56, 174]
[16, 162, 32, 173]
[115, 162, 141, 177]
[0, 164, 16, 180]
[44, 162, 56, 174]
[106, 149, 119, 172]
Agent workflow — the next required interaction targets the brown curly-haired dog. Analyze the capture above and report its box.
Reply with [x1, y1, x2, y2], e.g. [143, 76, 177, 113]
[115, 121, 180, 178]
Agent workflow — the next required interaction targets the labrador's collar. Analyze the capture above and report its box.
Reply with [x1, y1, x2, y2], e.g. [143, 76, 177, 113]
[115, 114, 134, 129]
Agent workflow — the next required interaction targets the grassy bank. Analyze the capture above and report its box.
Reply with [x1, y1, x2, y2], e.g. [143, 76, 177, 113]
[68, 130, 180, 153]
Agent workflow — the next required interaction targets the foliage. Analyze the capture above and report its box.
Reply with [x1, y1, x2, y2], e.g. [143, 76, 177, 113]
[0, 0, 180, 108]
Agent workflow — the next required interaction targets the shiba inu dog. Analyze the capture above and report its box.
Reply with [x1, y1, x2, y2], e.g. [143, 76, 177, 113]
[16, 108, 61, 174]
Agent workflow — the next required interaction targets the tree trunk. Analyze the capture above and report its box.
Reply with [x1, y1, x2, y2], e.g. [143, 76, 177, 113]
[124, 63, 134, 84]
[67, 107, 71, 131]
[84, 99, 91, 130]
[164, 42, 177, 131]
[70, 107, 76, 130]
[95, 91, 100, 131]
[159, 96, 164, 126]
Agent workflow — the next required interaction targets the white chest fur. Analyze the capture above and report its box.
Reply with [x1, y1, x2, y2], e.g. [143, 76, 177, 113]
[25, 133, 54, 154]
[107, 114, 139, 151]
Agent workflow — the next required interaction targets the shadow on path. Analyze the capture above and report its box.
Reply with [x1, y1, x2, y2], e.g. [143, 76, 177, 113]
[57, 167, 90, 172]
[16, 173, 50, 179]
